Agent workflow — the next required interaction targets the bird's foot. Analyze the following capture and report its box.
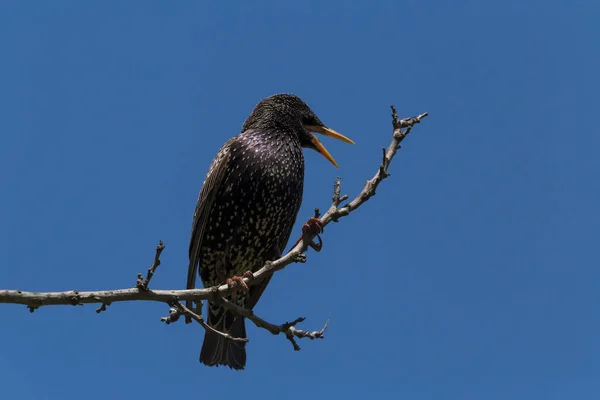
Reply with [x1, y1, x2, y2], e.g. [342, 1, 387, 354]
[226, 271, 253, 301]
[302, 217, 323, 236]
[292, 217, 324, 252]
[308, 234, 323, 252]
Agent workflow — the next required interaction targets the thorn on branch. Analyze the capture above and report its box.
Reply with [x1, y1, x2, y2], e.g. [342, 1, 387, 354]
[136, 273, 144, 288]
[313, 208, 321, 218]
[96, 302, 111, 313]
[27, 305, 39, 313]
[161, 306, 182, 324]
[137, 240, 165, 291]
[292, 252, 307, 263]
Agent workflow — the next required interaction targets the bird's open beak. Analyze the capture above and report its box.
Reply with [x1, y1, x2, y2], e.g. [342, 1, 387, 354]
[305, 125, 355, 168]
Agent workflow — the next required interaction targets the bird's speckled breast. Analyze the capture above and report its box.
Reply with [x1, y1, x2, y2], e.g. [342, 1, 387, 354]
[199, 130, 305, 289]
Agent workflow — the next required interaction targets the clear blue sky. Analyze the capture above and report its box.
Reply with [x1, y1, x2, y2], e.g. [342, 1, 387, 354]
[1, 2, 598, 399]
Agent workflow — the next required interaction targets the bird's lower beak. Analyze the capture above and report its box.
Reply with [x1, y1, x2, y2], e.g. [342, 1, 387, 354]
[305, 125, 355, 168]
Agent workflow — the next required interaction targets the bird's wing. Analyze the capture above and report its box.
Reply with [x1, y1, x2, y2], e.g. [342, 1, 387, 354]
[245, 197, 302, 310]
[186, 141, 233, 293]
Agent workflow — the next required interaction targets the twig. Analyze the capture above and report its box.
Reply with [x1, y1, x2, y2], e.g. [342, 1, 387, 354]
[248, 108, 428, 281]
[321, 108, 429, 223]
[160, 306, 181, 324]
[96, 302, 110, 313]
[136, 240, 165, 290]
[170, 302, 248, 343]
[218, 298, 328, 351]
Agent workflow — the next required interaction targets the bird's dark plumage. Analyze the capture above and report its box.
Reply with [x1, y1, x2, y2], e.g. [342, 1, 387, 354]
[187, 94, 353, 369]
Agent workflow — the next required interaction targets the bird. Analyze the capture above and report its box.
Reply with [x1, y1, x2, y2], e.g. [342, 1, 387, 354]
[186, 93, 354, 369]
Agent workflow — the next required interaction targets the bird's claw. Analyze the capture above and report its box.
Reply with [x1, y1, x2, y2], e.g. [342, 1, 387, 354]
[308, 234, 323, 252]
[302, 217, 323, 235]
[303, 217, 323, 251]
[226, 271, 253, 301]
[292, 217, 324, 252]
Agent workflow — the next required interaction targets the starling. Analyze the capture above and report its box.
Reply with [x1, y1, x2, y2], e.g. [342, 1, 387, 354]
[186, 93, 353, 369]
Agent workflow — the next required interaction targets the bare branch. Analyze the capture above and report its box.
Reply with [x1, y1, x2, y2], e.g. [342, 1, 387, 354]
[0, 109, 427, 309]
[136, 240, 165, 290]
[171, 302, 248, 343]
[218, 298, 328, 351]
[0, 107, 427, 352]
[321, 108, 429, 224]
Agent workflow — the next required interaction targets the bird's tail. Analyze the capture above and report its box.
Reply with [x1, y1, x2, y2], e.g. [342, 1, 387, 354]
[200, 303, 246, 370]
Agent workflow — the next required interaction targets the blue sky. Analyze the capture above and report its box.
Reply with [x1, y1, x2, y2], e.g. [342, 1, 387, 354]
[1, 1, 598, 399]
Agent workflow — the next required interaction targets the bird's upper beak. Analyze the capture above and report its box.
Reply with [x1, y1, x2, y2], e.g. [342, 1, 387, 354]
[304, 125, 354, 168]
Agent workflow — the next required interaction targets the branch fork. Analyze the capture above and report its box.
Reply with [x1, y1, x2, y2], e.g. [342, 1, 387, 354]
[136, 240, 165, 291]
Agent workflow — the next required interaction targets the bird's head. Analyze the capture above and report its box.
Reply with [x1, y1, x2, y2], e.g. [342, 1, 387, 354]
[242, 93, 354, 168]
